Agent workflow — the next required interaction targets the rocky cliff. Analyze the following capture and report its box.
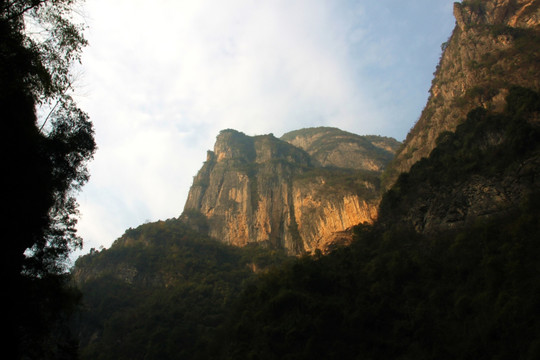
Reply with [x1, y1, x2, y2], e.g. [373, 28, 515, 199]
[182, 128, 399, 254]
[384, 0, 540, 189]
[281, 127, 400, 171]
[379, 86, 540, 233]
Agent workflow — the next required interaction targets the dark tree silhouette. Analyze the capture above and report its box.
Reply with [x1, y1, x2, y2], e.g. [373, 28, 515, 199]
[1, 1, 95, 358]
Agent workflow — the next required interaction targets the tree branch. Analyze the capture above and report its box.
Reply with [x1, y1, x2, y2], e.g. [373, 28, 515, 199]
[2, 0, 49, 21]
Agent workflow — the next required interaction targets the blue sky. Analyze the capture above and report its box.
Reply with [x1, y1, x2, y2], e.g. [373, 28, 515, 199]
[72, 0, 456, 257]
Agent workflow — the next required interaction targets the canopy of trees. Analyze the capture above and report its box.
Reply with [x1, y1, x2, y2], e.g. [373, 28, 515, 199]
[74, 219, 290, 360]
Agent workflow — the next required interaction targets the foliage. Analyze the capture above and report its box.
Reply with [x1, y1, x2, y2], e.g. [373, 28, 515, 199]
[1, 0, 88, 99]
[486, 25, 540, 65]
[1, 1, 94, 358]
[2, 0, 94, 275]
[74, 219, 290, 360]
[294, 167, 381, 201]
[281, 127, 400, 168]
[461, 0, 486, 15]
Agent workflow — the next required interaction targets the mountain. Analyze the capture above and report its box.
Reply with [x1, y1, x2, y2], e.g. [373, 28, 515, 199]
[384, 0, 540, 189]
[380, 0, 540, 232]
[216, 2, 540, 354]
[73, 128, 400, 358]
[72, 1, 540, 359]
[182, 128, 399, 254]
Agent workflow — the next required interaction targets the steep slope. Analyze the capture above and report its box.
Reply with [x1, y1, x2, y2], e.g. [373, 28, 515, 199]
[182, 128, 398, 254]
[384, 0, 540, 189]
[380, 86, 540, 232]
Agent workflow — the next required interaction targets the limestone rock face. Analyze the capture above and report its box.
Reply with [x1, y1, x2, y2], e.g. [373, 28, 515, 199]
[183, 128, 399, 254]
[281, 127, 400, 171]
[384, 0, 540, 189]
[291, 182, 378, 253]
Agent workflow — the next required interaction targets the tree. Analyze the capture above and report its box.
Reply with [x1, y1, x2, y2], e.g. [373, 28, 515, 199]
[1, 0, 95, 358]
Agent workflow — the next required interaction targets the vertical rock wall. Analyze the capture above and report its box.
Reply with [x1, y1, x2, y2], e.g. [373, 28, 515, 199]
[183, 129, 392, 254]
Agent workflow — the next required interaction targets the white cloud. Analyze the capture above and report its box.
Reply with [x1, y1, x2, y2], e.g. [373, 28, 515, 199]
[72, 0, 456, 258]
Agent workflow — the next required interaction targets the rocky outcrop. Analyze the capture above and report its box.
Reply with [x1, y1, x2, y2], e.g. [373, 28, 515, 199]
[281, 127, 400, 171]
[384, 0, 540, 189]
[182, 128, 398, 254]
[291, 181, 377, 253]
[454, 0, 540, 30]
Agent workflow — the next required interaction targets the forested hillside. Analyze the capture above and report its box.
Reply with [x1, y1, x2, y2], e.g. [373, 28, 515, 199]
[221, 204, 540, 359]
[380, 86, 540, 232]
[73, 219, 290, 359]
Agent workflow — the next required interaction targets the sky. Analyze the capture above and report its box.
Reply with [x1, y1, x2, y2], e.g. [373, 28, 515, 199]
[70, 0, 457, 258]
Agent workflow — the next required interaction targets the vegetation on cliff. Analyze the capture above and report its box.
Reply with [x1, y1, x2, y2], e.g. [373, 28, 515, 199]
[380, 86, 540, 230]
[281, 127, 400, 171]
[384, 0, 540, 189]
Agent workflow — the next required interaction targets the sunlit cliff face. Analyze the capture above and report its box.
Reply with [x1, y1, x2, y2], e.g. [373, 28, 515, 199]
[183, 128, 398, 255]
